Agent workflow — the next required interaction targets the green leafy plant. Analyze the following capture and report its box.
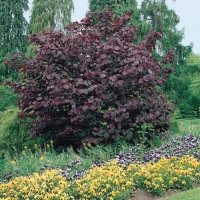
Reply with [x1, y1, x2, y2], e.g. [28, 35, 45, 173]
[0, 84, 18, 111]
[0, 0, 29, 80]
[0, 107, 45, 158]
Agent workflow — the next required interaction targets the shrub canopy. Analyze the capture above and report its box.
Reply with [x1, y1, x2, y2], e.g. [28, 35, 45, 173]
[6, 8, 176, 147]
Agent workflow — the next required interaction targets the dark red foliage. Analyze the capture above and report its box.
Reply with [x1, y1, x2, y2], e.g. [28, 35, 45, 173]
[5, 8, 176, 147]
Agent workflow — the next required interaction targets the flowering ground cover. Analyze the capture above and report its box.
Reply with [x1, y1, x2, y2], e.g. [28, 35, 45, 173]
[0, 154, 200, 199]
[60, 135, 200, 182]
[0, 135, 200, 199]
[114, 135, 200, 166]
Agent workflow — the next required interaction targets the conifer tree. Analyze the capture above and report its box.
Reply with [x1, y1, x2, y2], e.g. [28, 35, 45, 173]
[26, 0, 74, 58]
[89, 0, 142, 36]
[29, 0, 74, 33]
[140, 0, 191, 64]
[89, 0, 138, 16]
[0, 0, 29, 80]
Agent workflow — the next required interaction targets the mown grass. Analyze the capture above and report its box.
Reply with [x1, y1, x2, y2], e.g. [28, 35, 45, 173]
[171, 118, 200, 137]
[159, 187, 200, 200]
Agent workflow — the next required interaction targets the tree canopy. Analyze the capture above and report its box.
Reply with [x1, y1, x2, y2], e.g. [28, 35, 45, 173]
[0, 0, 29, 80]
[29, 0, 74, 33]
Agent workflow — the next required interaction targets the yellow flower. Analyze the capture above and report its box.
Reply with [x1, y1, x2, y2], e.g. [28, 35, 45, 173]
[98, 192, 102, 196]
[154, 184, 159, 189]
[102, 188, 107, 193]
[34, 144, 38, 149]
[11, 160, 16, 165]
[24, 146, 27, 149]
[39, 156, 44, 161]
[144, 180, 151, 186]
[195, 173, 200, 177]
[84, 194, 89, 198]
[106, 184, 110, 189]
[171, 156, 177, 160]
[125, 181, 133, 186]
[121, 187, 125, 191]
[50, 140, 53, 144]
[182, 181, 186, 185]
[113, 179, 119, 186]
[115, 190, 120, 195]
[111, 191, 116, 197]
[173, 177, 178, 182]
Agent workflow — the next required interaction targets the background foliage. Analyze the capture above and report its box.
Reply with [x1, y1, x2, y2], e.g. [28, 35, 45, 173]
[29, 0, 74, 33]
[0, 0, 29, 81]
[0, 107, 45, 158]
[0, 85, 18, 112]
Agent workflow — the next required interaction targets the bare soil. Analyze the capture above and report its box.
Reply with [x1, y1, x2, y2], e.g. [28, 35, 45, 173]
[129, 188, 181, 200]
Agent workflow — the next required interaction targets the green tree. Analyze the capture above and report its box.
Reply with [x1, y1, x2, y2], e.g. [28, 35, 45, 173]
[187, 53, 200, 117]
[186, 52, 200, 67]
[167, 52, 200, 118]
[0, 85, 18, 112]
[89, 0, 142, 42]
[89, 0, 138, 18]
[140, 0, 191, 64]
[0, 0, 29, 80]
[29, 0, 74, 33]
[190, 78, 200, 100]
[26, 0, 74, 59]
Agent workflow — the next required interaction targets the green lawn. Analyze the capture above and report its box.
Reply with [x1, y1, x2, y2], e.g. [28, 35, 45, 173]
[160, 187, 200, 200]
[171, 118, 200, 137]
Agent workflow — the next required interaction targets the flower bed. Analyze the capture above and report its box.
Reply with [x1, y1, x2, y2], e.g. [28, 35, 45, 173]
[1, 155, 200, 200]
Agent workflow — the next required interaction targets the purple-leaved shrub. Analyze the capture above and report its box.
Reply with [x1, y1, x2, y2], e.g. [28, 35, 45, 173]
[5, 8, 176, 147]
